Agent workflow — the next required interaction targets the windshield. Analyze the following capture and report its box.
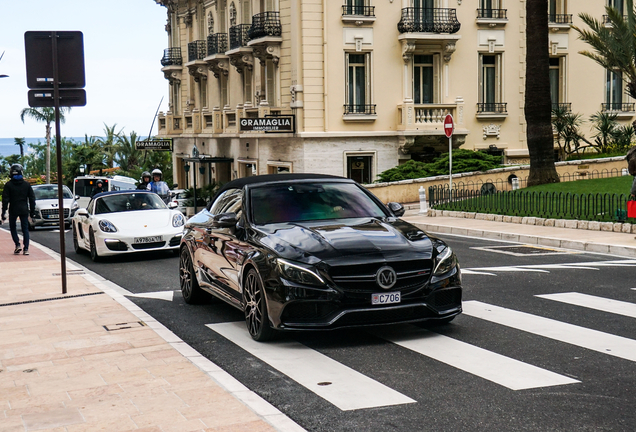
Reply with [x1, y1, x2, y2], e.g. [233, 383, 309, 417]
[250, 182, 387, 225]
[34, 185, 73, 200]
[94, 193, 167, 214]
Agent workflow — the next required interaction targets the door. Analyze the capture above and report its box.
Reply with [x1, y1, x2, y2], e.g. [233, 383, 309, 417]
[347, 155, 373, 184]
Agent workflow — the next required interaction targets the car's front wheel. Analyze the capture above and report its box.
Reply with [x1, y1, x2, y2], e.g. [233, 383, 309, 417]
[89, 228, 100, 262]
[243, 268, 275, 342]
[179, 248, 208, 304]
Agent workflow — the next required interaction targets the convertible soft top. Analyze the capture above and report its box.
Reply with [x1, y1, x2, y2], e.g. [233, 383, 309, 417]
[214, 173, 350, 200]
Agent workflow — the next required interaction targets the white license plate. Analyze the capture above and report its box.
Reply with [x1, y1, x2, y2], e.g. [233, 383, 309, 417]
[372, 292, 401, 305]
[48, 214, 59, 219]
[134, 236, 162, 244]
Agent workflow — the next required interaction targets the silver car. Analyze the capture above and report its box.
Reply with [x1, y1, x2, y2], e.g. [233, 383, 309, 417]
[31, 184, 79, 229]
[169, 189, 187, 215]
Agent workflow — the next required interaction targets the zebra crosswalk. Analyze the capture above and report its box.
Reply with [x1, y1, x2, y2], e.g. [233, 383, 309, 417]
[205, 290, 636, 411]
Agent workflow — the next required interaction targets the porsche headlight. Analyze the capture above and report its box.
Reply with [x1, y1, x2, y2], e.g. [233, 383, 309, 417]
[276, 258, 325, 286]
[172, 213, 185, 227]
[433, 245, 456, 276]
[98, 219, 118, 233]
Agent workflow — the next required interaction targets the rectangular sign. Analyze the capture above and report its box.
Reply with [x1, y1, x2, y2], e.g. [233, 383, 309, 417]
[135, 139, 173, 151]
[25, 31, 86, 89]
[28, 89, 86, 107]
[239, 115, 295, 133]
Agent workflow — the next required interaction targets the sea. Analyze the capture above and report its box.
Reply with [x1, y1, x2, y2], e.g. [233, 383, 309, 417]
[0, 137, 86, 158]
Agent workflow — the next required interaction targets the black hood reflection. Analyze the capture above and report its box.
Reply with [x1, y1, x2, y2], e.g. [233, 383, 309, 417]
[256, 217, 433, 265]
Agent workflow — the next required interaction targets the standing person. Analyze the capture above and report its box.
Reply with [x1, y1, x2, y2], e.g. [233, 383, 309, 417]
[90, 179, 105, 197]
[628, 147, 636, 198]
[1, 164, 36, 255]
[137, 171, 151, 190]
[148, 168, 170, 203]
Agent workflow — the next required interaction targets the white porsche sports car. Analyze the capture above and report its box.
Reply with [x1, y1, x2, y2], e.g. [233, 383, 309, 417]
[72, 190, 185, 261]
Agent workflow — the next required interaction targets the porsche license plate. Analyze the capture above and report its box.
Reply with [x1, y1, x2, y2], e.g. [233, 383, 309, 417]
[372, 292, 401, 305]
[134, 236, 161, 244]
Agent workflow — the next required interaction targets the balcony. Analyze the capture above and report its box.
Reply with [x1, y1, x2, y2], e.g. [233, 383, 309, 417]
[343, 104, 377, 122]
[229, 24, 251, 50]
[342, 5, 376, 25]
[548, 14, 572, 31]
[602, 102, 635, 119]
[398, 8, 460, 34]
[551, 102, 572, 113]
[187, 40, 207, 62]
[248, 11, 282, 40]
[476, 9, 507, 26]
[476, 102, 508, 119]
[207, 33, 228, 56]
[603, 14, 628, 26]
[161, 48, 182, 66]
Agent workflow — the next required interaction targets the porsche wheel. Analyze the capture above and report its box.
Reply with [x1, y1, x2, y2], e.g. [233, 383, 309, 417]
[180, 248, 208, 304]
[73, 224, 83, 254]
[244, 268, 274, 342]
[89, 228, 100, 262]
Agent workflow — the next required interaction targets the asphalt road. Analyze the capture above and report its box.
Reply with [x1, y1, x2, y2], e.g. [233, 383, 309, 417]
[31, 227, 636, 432]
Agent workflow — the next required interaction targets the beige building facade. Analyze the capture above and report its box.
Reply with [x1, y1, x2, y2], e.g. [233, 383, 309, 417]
[153, 0, 633, 188]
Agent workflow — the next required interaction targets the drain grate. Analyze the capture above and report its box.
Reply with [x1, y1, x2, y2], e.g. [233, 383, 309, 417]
[103, 321, 146, 331]
[0, 292, 104, 308]
[472, 245, 578, 257]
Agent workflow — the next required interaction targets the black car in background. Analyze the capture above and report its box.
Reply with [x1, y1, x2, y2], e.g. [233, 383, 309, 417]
[179, 174, 462, 341]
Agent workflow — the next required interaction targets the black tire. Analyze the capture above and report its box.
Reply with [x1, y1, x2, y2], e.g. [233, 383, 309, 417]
[89, 228, 100, 262]
[65, 222, 71, 230]
[179, 247, 208, 304]
[73, 224, 83, 254]
[243, 268, 275, 342]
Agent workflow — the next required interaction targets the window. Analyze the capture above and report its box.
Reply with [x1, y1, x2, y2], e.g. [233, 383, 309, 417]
[549, 57, 562, 107]
[345, 53, 371, 113]
[199, 80, 207, 109]
[478, 54, 505, 113]
[244, 68, 253, 105]
[242, 0, 252, 24]
[171, 82, 181, 114]
[606, 70, 623, 109]
[266, 59, 276, 106]
[347, 155, 373, 184]
[413, 55, 435, 104]
[344, 0, 366, 15]
[479, 0, 504, 18]
[220, 74, 229, 107]
[608, 0, 624, 14]
[209, 188, 243, 215]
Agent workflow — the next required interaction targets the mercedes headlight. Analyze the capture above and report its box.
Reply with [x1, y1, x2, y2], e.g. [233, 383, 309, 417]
[72, 201, 79, 210]
[172, 213, 185, 227]
[276, 258, 325, 286]
[98, 219, 118, 233]
[433, 245, 456, 276]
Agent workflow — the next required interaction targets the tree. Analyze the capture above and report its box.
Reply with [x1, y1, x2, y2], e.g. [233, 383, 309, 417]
[573, 0, 636, 99]
[525, 0, 560, 186]
[19, 107, 70, 184]
[115, 131, 142, 173]
[96, 123, 123, 169]
[14, 138, 25, 161]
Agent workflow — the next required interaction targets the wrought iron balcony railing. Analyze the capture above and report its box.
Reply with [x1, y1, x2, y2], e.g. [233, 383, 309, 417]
[603, 14, 629, 24]
[229, 24, 251, 49]
[207, 33, 228, 56]
[187, 40, 207, 62]
[344, 104, 377, 115]
[397, 8, 461, 34]
[342, 5, 375, 16]
[548, 14, 573, 24]
[248, 11, 282, 40]
[551, 102, 572, 113]
[602, 102, 635, 112]
[477, 9, 507, 19]
[161, 47, 182, 66]
[477, 102, 507, 114]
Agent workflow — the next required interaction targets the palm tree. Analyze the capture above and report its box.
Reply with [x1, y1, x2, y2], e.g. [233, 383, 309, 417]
[14, 138, 25, 160]
[19, 107, 69, 184]
[115, 131, 142, 172]
[525, 0, 560, 185]
[573, 0, 636, 99]
[96, 123, 123, 169]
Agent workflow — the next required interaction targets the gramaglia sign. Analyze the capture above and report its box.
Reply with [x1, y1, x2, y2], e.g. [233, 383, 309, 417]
[135, 139, 173, 151]
[239, 115, 295, 133]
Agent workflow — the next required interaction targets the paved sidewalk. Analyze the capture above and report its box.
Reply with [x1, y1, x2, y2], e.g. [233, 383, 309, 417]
[0, 228, 303, 432]
[402, 210, 636, 258]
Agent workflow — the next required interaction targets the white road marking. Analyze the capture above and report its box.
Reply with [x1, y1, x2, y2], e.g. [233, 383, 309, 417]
[369, 326, 579, 390]
[126, 290, 176, 301]
[461, 270, 498, 276]
[206, 322, 415, 411]
[536, 292, 636, 319]
[462, 259, 636, 275]
[464, 301, 636, 362]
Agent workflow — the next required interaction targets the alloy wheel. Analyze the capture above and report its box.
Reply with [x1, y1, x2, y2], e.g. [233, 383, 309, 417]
[244, 269, 274, 341]
[179, 248, 192, 299]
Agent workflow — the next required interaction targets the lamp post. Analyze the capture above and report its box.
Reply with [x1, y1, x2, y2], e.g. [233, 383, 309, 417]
[184, 163, 190, 189]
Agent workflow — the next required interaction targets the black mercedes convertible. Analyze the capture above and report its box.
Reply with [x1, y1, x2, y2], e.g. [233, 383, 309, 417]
[179, 173, 462, 341]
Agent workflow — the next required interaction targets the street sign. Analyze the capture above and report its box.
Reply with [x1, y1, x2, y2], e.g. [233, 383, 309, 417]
[25, 31, 85, 89]
[28, 89, 86, 107]
[444, 114, 454, 138]
[136, 139, 173, 151]
[239, 115, 295, 133]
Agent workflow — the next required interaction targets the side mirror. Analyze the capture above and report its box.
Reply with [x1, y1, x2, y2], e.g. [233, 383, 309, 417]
[75, 195, 80, 200]
[76, 208, 89, 217]
[212, 212, 237, 228]
[387, 202, 405, 217]
[167, 202, 178, 209]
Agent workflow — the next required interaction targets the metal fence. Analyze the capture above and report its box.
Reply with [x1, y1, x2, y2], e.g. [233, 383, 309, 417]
[428, 185, 634, 222]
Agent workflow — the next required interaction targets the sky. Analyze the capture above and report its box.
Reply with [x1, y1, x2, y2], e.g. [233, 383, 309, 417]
[0, 0, 169, 139]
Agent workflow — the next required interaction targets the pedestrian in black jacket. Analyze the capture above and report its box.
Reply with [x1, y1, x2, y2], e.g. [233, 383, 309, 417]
[1, 164, 36, 255]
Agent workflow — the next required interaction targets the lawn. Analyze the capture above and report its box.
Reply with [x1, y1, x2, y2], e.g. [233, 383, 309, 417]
[432, 175, 635, 222]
